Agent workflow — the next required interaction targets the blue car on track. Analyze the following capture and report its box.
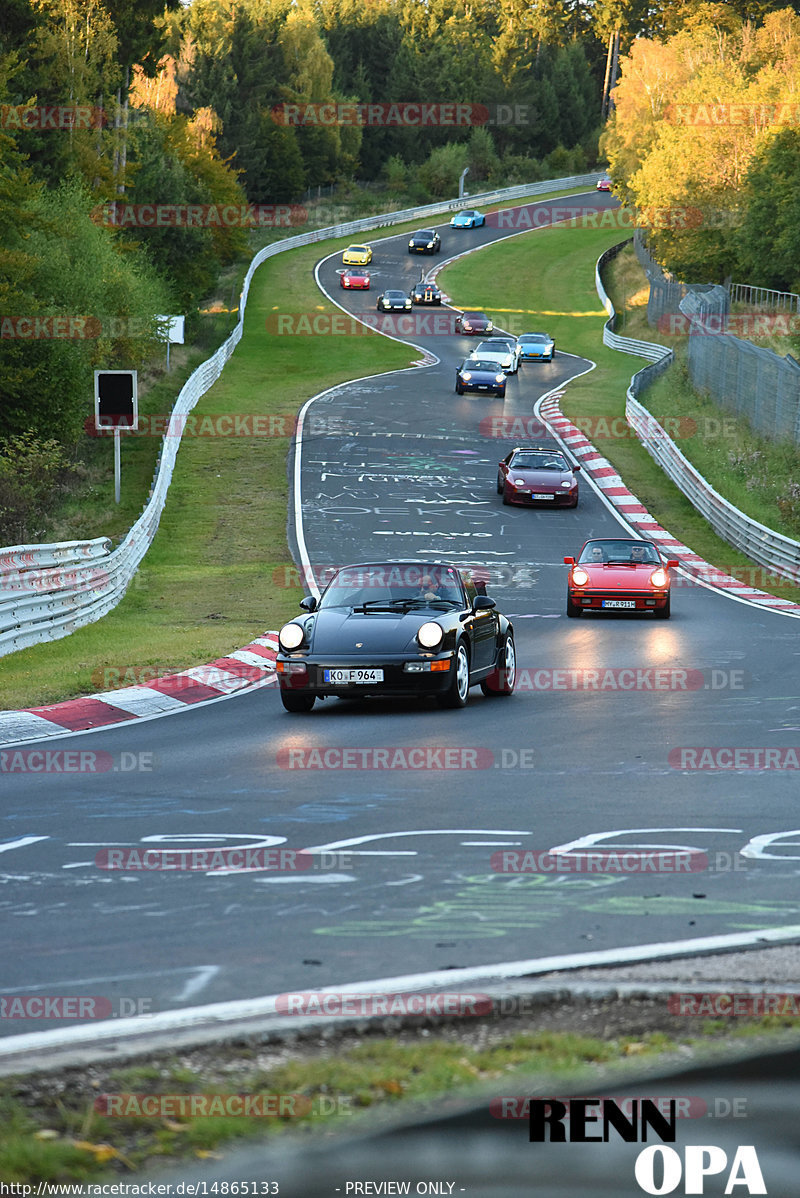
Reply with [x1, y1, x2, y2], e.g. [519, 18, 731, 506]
[455, 358, 507, 397]
[450, 209, 486, 228]
[517, 332, 555, 362]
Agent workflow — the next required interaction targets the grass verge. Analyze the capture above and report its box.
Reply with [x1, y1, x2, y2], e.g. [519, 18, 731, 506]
[438, 225, 800, 603]
[2, 1010, 798, 1182]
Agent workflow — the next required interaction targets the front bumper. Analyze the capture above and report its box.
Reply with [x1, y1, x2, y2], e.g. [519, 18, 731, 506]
[276, 653, 455, 698]
[460, 378, 505, 395]
[506, 487, 576, 506]
[567, 589, 670, 611]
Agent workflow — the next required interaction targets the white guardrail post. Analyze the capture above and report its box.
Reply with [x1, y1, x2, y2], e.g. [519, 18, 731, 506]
[595, 241, 800, 586]
[0, 174, 602, 657]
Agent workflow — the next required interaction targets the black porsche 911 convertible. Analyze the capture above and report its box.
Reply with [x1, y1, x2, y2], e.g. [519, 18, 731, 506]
[276, 561, 516, 712]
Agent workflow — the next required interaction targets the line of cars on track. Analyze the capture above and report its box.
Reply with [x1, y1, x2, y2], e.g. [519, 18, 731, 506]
[338, 246, 556, 385]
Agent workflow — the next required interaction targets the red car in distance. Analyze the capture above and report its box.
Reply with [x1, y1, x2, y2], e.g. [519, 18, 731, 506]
[497, 447, 580, 507]
[564, 538, 679, 618]
[340, 268, 371, 289]
[455, 311, 494, 335]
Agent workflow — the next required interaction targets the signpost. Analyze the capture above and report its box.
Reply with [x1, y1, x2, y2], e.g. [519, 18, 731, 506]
[94, 370, 138, 504]
[158, 315, 185, 370]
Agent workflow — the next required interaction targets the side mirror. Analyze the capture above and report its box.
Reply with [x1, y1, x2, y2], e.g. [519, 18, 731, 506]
[572, 464, 581, 472]
[563, 556, 575, 565]
[472, 594, 496, 611]
[299, 596, 317, 612]
[666, 559, 679, 569]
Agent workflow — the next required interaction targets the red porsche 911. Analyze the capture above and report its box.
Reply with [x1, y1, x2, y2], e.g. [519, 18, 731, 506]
[340, 269, 370, 290]
[564, 538, 679, 618]
[497, 447, 580, 507]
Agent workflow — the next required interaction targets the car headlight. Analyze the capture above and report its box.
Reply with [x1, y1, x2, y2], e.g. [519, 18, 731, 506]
[495, 374, 505, 384]
[486, 322, 493, 330]
[279, 622, 306, 651]
[650, 568, 669, 588]
[408, 240, 414, 246]
[405, 300, 411, 308]
[571, 568, 590, 587]
[513, 478, 526, 487]
[417, 622, 444, 649]
[427, 242, 434, 248]
[461, 372, 472, 381]
[561, 481, 572, 488]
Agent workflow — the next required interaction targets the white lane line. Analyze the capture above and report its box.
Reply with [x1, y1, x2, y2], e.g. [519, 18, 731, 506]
[0, 837, 48, 854]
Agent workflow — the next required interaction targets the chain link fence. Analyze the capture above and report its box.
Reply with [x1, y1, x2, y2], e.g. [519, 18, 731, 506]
[633, 230, 800, 444]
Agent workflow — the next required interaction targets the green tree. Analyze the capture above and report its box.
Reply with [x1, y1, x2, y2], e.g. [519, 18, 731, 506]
[735, 129, 800, 291]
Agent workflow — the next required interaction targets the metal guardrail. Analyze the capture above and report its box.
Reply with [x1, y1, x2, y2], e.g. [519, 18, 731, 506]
[596, 240, 672, 364]
[595, 241, 800, 585]
[626, 393, 800, 583]
[0, 174, 602, 659]
[730, 281, 800, 312]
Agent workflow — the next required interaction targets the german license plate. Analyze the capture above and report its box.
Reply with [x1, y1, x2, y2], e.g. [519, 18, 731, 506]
[602, 600, 636, 609]
[533, 493, 554, 500]
[477, 384, 490, 389]
[323, 668, 384, 684]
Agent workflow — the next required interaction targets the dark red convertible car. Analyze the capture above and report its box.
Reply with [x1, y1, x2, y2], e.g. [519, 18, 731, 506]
[564, 538, 679, 618]
[497, 447, 580, 507]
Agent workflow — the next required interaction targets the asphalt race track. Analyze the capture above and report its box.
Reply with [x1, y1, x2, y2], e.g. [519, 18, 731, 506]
[2, 191, 800, 1036]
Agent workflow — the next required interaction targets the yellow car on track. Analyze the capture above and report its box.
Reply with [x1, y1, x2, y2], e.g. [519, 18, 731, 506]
[342, 244, 373, 266]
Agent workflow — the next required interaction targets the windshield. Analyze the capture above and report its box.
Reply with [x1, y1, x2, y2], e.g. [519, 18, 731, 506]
[319, 565, 464, 609]
[510, 452, 568, 471]
[520, 334, 550, 344]
[578, 541, 660, 565]
[465, 360, 501, 372]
